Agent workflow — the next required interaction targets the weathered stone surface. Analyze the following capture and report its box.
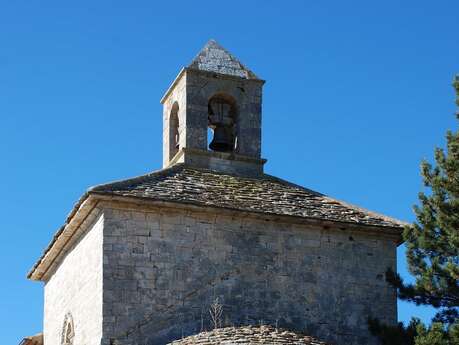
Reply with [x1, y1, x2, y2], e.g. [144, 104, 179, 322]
[173, 148, 266, 177]
[102, 205, 397, 345]
[188, 40, 259, 80]
[90, 164, 404, 229]
[161, 40, 264, 172]
[43, 213, 104, 345]
[162, 77, 186, 167]
[168, 325, 329, 345]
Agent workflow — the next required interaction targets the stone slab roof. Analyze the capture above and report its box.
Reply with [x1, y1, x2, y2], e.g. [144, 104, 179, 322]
[28, 163, 404, 280]
[168, 325, 328, 345]
[90, 164, 404, 229]
[188, 39, 260, 80]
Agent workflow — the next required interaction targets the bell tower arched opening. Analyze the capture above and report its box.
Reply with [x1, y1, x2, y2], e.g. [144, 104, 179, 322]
[169, 102, 180, 159]
[207, 94, 237, 153]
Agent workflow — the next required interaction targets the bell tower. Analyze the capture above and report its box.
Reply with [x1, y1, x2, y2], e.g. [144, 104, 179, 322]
[160, 40, 266, 176]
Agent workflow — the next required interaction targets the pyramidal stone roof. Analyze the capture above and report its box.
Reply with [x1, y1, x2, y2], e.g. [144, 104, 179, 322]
[188, 39, 260, 80]
[168, 325, 329, 345]
[90, 164, 405, 229]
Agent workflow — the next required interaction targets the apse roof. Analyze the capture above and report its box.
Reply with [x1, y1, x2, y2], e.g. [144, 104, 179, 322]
[168, 325, 329, 345]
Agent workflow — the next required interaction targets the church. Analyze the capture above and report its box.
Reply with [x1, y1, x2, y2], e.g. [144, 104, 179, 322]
[23, 40, 404, 345]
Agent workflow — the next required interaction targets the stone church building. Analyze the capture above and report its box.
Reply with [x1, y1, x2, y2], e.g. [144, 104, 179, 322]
[24, 40, 404, 345]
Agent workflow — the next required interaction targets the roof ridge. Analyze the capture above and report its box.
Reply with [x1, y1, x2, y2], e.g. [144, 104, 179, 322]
[262, 173, 325, 196]
[321, 194, 409, 227]
[88, 163, 185, 192]
[263, 174, 407, 226]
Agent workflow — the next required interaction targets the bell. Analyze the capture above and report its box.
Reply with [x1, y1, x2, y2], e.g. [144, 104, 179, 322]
[209, 125, 233, 152]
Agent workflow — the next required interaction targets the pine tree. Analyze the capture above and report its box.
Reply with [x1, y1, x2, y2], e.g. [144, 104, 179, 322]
[371, 76, 459, 344]
[368, 317, 419, 345]
[415, 322, 459, 345]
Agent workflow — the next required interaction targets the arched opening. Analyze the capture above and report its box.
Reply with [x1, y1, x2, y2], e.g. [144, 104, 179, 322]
[207, 94, 237, 152]
[169, 102, 180, 159]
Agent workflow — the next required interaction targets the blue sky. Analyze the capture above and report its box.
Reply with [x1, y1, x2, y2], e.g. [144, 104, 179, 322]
[1, 1, 458, 343]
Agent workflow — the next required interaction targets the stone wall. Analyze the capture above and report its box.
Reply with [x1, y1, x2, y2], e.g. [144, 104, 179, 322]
[161, 69, 264, 171]
[173, 148, 266, 177]
[44, 213, 104, 345]
[102, 204, 397, 345]
[162, 71, 187, 168]
[184, 69, 263, 158]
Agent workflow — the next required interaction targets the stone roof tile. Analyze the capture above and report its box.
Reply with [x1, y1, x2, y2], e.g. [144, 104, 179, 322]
[188, 40, 259, 80]
[90, 164, 405, 229]
[168, 325, 329, 345]
[29, 164, 404, 280]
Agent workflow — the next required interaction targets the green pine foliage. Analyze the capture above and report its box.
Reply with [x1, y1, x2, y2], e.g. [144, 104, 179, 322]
[415, 322, 459, 345]
[395, 76, 459, 323]
[368, 317, 419, 345]
[370, 77, 459, 344]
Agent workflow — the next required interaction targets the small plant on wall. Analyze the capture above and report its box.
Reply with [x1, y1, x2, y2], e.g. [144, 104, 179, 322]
[209, 298, 223, 329]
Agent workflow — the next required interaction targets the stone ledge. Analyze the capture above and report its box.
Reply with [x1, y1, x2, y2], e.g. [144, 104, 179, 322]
[168, 148, 267, 177]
